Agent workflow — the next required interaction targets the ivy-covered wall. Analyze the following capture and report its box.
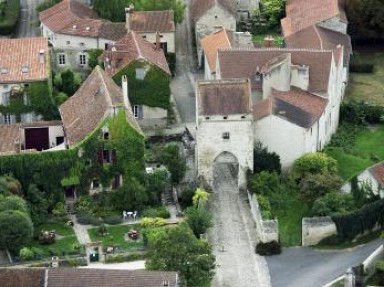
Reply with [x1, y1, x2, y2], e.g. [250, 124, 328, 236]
[0, 81, 59, 121]
[112, 61, 171, 110]
[0, 109, 145, 210]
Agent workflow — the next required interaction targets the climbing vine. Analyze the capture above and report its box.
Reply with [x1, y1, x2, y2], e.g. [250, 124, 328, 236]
[113, 61, 171, 109]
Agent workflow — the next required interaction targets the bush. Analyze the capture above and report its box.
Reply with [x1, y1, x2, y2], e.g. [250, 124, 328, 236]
[185, 207, 213, 238]
[255, 241, 281, 256]
[340, 101, 384, 125]
[0, 0, 20, 35]
[253, 142, 281, 174]
[141, 206, 170, 219]
[97, 224, 108, 236]
[327, 124, 360, 151]
[311, 192, 355, 216]
[248, 171, 282, 196]
[179, 188, 195, 208]
[76, 213, 103, 226]
[165, 53, 176, 76]
[257, 195, 273, 220]
[105, 252, 145, 263]
[103, 215, 122, 225]
[19, 247, 44, 261]
[291, 153, 338, 180]
[140, 217, 167, 228]
[317, 234, 344, 246]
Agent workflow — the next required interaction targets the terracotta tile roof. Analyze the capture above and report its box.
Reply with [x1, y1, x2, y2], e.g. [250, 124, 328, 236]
[129, 10, 175, 32]
[201, 29, 232, 72]
[285, 24, 352, 66]
[59, 66, 141, 147]
[369, 162, 384, 186]
[0, 268, 44, 287]
[39, 0, 126, 41]
[0, 37, 49, 83]
[103, 31, 171, 76]
[197, 78, 251, 116]
[192, 0, 237, 21]
[47, 269, 179, 287]
[254, 87, 328, 128]
[218, 47, 334, 93]
[0, 124, 21, 154]
[282, 0, 347, 37]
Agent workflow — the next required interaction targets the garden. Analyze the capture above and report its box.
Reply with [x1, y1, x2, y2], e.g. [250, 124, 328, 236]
[0, 0, 20, 35]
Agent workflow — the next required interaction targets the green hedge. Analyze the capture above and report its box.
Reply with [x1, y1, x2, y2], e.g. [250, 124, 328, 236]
[349, 63, 374, 73]
[255, 241, 281, 256]
[0, 0, 20, 35]
[332, 198, 384, 240]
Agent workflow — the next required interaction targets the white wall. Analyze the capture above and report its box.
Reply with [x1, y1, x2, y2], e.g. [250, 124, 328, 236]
[262, 56, 291, 98]
[138, 32, 175, 53]
[358, 169, 383, 198]
[197, 115, 253, 188]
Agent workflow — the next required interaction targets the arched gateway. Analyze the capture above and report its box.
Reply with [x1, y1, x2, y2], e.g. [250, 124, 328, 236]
[213, 151, 239, 192]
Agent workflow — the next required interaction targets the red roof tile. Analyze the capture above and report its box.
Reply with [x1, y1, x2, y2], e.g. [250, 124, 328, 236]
[129, 10, 175, 32]
[201, 29, 232, 72]
[59, 66, 141, 146]
[0, 37, 49, 83]
[103, 31, 171, 76]
[197, 78, 251, 116]
[282, 0, 347, 37]
[218, 47, 334, 93]
[192, 0, 236, 21]
[0, 124, 21, 154]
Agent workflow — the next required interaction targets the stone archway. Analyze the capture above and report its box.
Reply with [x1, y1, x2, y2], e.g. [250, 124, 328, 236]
[212, 151, 239, 192]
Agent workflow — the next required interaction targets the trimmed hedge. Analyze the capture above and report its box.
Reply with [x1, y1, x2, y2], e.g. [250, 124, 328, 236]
[141, 206, 170, 218]
[255, 241, 281, 256]
[76, 213, 103, 226]
[103, 215, 122, 225]
[0, 0, 20, 35]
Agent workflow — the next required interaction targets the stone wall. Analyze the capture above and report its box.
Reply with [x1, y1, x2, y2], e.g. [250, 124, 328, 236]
[302, 216, 337, 246]
[247, 191, 279, 243]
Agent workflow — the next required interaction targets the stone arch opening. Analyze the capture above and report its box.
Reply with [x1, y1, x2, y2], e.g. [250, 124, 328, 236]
[213, 151, 239, 192]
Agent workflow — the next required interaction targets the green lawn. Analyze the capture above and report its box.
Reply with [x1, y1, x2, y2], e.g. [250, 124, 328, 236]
[270, 188, 310, 246]
[326, 125, 384, 180]
[345, 52, 384, 105]
[27, 222, 79, 257]
[88, 224, 144, 251]
[252, 33, 284, 47]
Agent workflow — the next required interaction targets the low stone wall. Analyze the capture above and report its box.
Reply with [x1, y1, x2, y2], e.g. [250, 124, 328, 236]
[247, 191, 279, 243]
[302, 216, 337, 246]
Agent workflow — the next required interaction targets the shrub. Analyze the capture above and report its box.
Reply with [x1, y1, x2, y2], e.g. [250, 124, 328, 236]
[76, 213, 103, 226]
[311, 192, 355, 216]
[185, 207, 213, 238]
[255, 241, 281, 256]
[248, 171, 282, 196]
[291, 153, 338, 180]
[349, 63, 374, 73]
[179, 188, 195, 208]
[327, 124, 360, 151]
[63, 257, 87, 267]
[140, 217, 167, 228]
[105, 252, 145, 263]
[253, 142, 281, 174]
[19, 247, 44, 261]
[157, 142, 186, 183]
[97, 224, 108, 236]
[317, 234, 344, 246]
[165, 53, 176, 76]
[257, 195, 273, 220]
[103, 215, 122, 225]
[141, 206, 170, 219]
[0, 0, 20, 35]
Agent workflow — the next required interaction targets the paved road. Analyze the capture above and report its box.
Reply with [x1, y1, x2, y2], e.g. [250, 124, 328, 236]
[267, 239, 384, 287]
[15, 0, 41, 38]
[209, 164, 271, 287]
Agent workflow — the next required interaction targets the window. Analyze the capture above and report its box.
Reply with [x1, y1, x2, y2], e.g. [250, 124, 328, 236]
[132, 105, 139, 118]
[3, 114, 11, 124]
[66, 41, 70, 45]
[135, 68, 146, 80]
[103, 149, 111, 163]
[222, 132, 230, 140]
[223, 116, 228, 120]
[103, 132, 109, 140]
[142, 35, 147, 39]
[79, 54, 86, 66]
[58, 54, 66, 65]
[92, 179, 100, 189]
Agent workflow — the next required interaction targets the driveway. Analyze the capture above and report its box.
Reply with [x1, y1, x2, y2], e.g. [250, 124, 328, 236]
[267, 239, 384, 287]
[208, 164, 271, 287]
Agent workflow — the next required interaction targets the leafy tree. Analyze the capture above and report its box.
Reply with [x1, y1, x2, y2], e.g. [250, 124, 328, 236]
[260, 0, 285, 29]
[0, 175, 22, 196]
[135, 0, 186, 24]
[36, 0, 61, 12]
[291, 153, 338, 180]
[0, 195, 29, 214]
[248, 171, 282, 196]
[299, 173, 343, 204]
[185, 207, 213, 238]
[0, 210, 33, 253]
[158, 142, 186, 184]
[146, 168, 169, 204]
[88, 49, 104, 70]
[146, 223, 216, 287]
[53, 67, 82, 96]
[253, 142, 281, 174]
[311, 192, 355, 216]
[25, 184, 48, 226]
[111, 177, 148, 210]
[192, 188, 209, 207]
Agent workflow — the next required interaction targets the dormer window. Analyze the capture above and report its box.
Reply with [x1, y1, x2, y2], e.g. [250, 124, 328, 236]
[1, 67, 9, 74]
[21, 65, 29, 73]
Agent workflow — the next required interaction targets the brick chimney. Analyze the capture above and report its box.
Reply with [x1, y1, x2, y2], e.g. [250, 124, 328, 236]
[39, 49, 45, 64]
[264, 35, 275, 48]
[125, 4, 134, 31]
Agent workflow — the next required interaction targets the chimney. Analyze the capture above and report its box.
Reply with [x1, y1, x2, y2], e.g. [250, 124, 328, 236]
[125, 4, 134, 31]
[39, 49, 45, 64]
[122, 75, 129, 109]
[155, 31, 161, 51]
[264, 35, 275, 48]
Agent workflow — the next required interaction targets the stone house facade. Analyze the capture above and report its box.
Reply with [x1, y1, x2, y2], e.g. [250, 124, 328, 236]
[192, 0, 237, 67]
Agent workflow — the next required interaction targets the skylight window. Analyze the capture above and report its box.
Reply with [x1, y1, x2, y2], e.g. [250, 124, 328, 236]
[21, 65, 29, 73]
[1, 67, 9, 74]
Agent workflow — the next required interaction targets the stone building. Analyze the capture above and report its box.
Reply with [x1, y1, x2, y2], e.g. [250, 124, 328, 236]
[196, 78, 254, 189]
[191, 0, 237, 67]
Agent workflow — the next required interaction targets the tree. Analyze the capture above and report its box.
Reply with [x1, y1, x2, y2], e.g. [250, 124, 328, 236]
[185, 207, 213, 238]
[53, 68, 82, 96]
[36, 0, 61, 12]
[158, 142, 186, 184]
[291, 153, 338, 180]
[146, 168, 169, 204]
[192, 188, 209, 207]
[135, 0, 186, 24]
[88, 49, 104, 70]
[0, 210, 33, 253]
[248, 171, 282, 196]
[253, 142, 281, 174]
[25, 184, 48, 226]
[311, 192, 355, 216]
[146, 223, 216, 287]
[299, 173, 343, 204]
[260, 0, 285, 29]
[0, 195, 29, 214]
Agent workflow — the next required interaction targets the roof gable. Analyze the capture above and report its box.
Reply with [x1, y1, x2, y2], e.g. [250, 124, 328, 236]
[129, 10, 175, 32]
[192, 0, 236, 21]
[201, 29, 232, 72]
[103, 31, 171, 76]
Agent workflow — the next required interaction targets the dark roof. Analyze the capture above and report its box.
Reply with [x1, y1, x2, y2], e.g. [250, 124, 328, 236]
[47, 269, 178, 287]
[0, 268, 44, 287]
[253, 87, 328, 128]
[197, 78, 251, 116]
[129, 10, 175, 32]
[285, 24, 352, 66]
[103, 31, 171, 76]
[369, 162, 384, 186]
[192, 0, 236, 21]
[59, 66, 141, 146]
[217, 47, 334, 93]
